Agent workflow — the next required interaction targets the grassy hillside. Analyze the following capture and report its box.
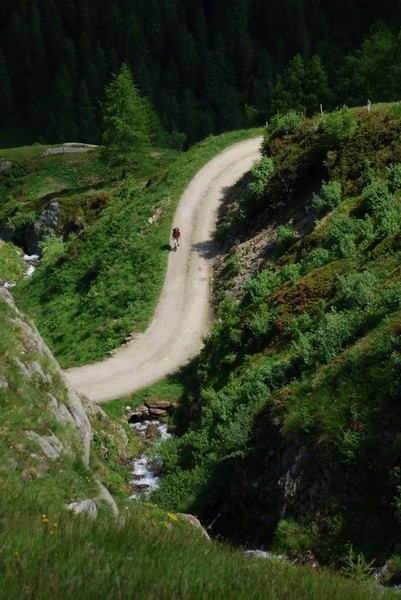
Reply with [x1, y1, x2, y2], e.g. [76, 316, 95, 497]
[2, 287, 393, 599]
[2, 130, 262, 367]
[146, 105, 401, 579]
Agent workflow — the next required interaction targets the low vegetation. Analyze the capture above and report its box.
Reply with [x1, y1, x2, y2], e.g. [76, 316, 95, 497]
[1, 269, 392, 600]
[147, 104, 401, 580]
[3, 105, 401, 595]
[3, 129, 262, 367]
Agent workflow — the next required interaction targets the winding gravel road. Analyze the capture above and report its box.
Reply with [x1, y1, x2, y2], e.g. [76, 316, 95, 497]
[64, 136, 262, 402]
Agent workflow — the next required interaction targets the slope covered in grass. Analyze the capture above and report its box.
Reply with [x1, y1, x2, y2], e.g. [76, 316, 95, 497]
[2, 280, 392, 599]
[7, 130, 262, 367]
[148, 105, 401, 577]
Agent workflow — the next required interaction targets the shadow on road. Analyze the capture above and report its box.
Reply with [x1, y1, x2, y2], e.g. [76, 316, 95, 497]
[191, 239, 222, 260]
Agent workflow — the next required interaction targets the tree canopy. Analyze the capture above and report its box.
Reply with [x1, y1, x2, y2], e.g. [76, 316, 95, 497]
[101, 64, 150, 165]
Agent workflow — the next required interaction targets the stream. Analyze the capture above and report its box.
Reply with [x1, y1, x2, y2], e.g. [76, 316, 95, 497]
[2, 253, 40, 288]
[129, 419, 171, 499]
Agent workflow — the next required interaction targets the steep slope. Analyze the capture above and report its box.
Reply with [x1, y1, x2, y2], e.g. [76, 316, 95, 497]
[2, 289, 387, 600]
[150, 105, 401, 571]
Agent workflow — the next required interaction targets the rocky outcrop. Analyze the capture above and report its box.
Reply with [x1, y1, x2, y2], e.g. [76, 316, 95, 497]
[67, 499, 97, 519]
[1, 287, 91, 466]
[0, 159, 12, 172]
[24, 201, 60, 255]
[127, 399, 176, 423]
[178, 514, 210, 540]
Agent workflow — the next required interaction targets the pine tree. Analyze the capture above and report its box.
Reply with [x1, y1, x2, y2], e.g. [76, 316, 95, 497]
[304, 55, 331, 114]
[101, 63, 150, 165]
[77, 80, 98, 143]
[0, 50, 14, 124]
[271, 54, 306, 114]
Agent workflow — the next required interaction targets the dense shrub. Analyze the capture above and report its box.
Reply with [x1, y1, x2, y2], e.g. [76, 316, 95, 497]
[6, 210, 36, 233]
[247, 305, 276, 338]
[280, 263, 302, 282]
[335, 271, 378, 310]
[291, 309, 361, 367]
[386, 163, 401, 194]
[276, 225, 298, 252]
[273, 518, 318, 555]
[266, 111, 304, 137]
[328, 214, 374, 257]
[363, 179, 401, 236]
[312, 180, 342, 214]
[380, 281, 401, 310]
[248, 156, 275, 196]
[318, 107, 357, 145]
[300, 247, 333, 274]
[38, 236, 67, 267]
[243, 269, 280, 304]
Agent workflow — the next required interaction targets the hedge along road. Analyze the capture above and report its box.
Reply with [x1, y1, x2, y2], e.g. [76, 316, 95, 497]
[64, 136, 262, 403]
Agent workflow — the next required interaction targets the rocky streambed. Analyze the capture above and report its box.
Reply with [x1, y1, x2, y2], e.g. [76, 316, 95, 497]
[127, 400, 175, 499]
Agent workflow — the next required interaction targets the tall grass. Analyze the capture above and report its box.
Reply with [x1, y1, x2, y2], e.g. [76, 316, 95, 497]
[0, 478, 395, 600]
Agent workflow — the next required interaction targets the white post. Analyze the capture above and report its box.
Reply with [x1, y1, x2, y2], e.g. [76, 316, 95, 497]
[320, 104, 324, 118]
[367, 99, 371, 112]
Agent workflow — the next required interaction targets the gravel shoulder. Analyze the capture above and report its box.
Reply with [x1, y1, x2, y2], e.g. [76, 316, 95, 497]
[64, 137, 262, 402]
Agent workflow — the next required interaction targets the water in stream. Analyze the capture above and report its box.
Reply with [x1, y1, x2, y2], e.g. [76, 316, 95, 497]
[2, 253, 40, 288]
[129, 420, 171, 499]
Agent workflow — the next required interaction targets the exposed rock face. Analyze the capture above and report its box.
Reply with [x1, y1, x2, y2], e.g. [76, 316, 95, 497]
[127, 400, 176, 423]
[26, 431, 64, 461]
[24, 201, 60, 255]
[1, 287, 123, 519]
[1, 288, 91, 466]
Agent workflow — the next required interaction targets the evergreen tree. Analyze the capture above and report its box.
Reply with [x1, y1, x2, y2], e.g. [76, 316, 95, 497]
[271, 54, 305, 114]
[101, 63, 150, 164]
[340, 22, 399, 105]
[304, 55, 331, 114]
[0, 50, 14, 124]
[51, 63, 77, 140]
[77, 80, 98, 143]
[271, 53, 331, 116]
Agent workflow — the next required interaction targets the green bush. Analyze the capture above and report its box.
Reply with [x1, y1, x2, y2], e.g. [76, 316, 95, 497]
[225, 254, 242, 276]
[341, 546, 374, 583]
[37, 236, 66, 267]
[276, 225, 298, 252]
[273, 518, 318, 555]
[292, 309, 360, 367]
[280, 263, 302, 282]
[301, 247, 332, 274]
[248, 156, 275, 196]
[312, 180, 342, 214]
[6, 210, 36, 233]
[386, 163, 401, 194]
[319, 107, 357, 145]
[335, 271, 378, 310]
[328, 214, 374, 258]
[266, 111, 304, 137]
[380, 281, 401, 310]
[243, 269, 280, 304]
[248, 305, 276, 338]
[363, 179, 401, 236]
